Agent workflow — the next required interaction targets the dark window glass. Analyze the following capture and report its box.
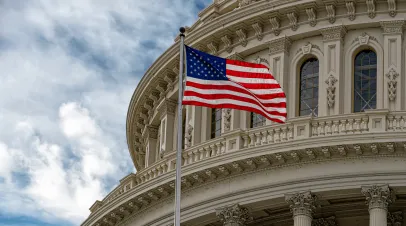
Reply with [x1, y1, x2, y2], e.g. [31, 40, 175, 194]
[211, 108, 222, 138]
[354, 50, 377, 112]
[299, 58, 319, 116]
[250, 113, 266, 128]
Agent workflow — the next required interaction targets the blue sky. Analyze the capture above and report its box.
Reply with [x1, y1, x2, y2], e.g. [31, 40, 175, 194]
[0, 0, 211, 225]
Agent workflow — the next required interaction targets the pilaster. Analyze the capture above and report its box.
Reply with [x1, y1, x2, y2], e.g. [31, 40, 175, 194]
[319, 25, 347, 116]
[380, 20, 404, 110]
[142, 125, 159, 167]
[361, 184, 395, 226]
[157, 99, 176, 157]
[216, 204, 251, 226]
[285, 191, 317, 226]
[268, 36, 291, 119]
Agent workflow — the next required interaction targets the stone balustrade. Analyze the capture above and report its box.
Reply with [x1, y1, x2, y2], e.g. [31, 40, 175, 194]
[89, 110, 404, 215]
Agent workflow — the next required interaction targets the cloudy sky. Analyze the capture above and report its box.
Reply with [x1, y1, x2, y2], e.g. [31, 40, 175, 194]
[0, 0, 210, 225]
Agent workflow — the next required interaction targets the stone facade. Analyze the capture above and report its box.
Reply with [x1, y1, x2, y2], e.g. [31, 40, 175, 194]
[82, 0, 406, 226]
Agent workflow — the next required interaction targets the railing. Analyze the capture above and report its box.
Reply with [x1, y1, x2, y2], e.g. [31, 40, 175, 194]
[90, 110, 403, 214]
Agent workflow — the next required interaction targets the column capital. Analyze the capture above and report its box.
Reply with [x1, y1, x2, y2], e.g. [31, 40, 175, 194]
[157, 98, 177, 118]
[142, 125, 159, 140]
[380, 20, 404, 35]
[361, 184, 395, 211]
[216, 204, 251, 226]
[285, 191, 318, 218]
[268, 36, 291, 56]
[319, 25, 347, 42]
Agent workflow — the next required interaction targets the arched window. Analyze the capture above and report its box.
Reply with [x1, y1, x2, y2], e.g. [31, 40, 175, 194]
[211, 108, 222, 138]
[299, 58, 319, 116]
[354, 50, 377, 112]
[250, 113, 265, 128]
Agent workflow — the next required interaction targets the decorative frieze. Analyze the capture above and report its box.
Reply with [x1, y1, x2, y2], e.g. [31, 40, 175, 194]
[223, 108, 232, 132]
[216, 204, 251, 226]
[380, 20, 404, 35]
[269, 16, 281, 36]
[361, 184, 395, 211]
[312, 216, 337, 226]
[386, 68, 399, 101]
[236, 29, 248, 47]
[366, 0, 376, 19]
[287, 11, 298, 31]
[387, 0, 397, 17]
[388, 211, 403, 226]
[320, 25, 347, 42]
[221, 35, 233, 53]
[252, 22, 263, 41]
[269, 36, 291, 55]
[346, 1, 356, 21]
[285, 191, 318, 217]
[306, 7, 317, 27]
[325, 74, 338, 108]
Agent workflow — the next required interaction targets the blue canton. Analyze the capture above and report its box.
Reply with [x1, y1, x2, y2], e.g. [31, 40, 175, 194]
[185, 45, 228, 81]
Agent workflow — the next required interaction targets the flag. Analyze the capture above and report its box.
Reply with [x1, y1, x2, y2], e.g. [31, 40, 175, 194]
[182, 45, 287, 124]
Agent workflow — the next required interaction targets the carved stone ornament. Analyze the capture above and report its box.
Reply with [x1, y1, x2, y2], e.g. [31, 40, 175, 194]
[320, 25, 347, 42]
[326, 4, 336, 24]
[236, 29, 247, 47]
[366, 0, 376, 19]
[386, 68, 399, 101]
[216, 204, 251, 226]
[346, 1, 356, 21]
[325, 74, 338, 108]
[380, 20, 405, 35]
[269, 37, 291, 55]
[252, 22, 263, 41]
[269, 16, 281, 36]
[285, 191, 318, 217]
[387, 0, 397, 17]
[388, 211, 403, 226]
[185, 123, 193, 148]
[302, 42, 313, 55]
[236, 0, 258, 9]
[221, 35, 233, 53]
[287, 12, 298, 31]
[361, 184, 395, 211]
[312, 216, 337, 226]
[306, 8, 317, 27]
[253, 56, 269, 66]
[223, 108, 232, 132]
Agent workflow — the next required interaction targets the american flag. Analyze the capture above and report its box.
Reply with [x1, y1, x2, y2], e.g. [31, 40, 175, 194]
[182, 45, 287, 124]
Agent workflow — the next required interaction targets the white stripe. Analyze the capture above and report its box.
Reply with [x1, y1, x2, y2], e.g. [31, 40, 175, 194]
[185, 86, 286, 108]
[183, 96, 286, 122]
[226, 75, 278, 85]
[187, 77, 285, 95]
[226, 64, 269, 74]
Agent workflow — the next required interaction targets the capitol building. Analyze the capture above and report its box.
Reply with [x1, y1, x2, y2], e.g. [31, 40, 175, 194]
[82, 0, 406, 225]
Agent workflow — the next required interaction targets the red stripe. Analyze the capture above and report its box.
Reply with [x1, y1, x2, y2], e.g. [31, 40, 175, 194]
[182, 100, 286, 123]
[237, 83, 282, 90]
[186, 81, 285, 100]
[226, 69, 275, 79]
[226, 59, 269, 69]
[184, 90, 287, 109]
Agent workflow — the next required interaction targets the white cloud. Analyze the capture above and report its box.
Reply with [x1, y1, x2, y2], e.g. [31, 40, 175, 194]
[0, 0, 211, 225]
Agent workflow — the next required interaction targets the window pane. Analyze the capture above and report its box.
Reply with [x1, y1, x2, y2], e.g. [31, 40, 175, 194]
[211, 108, 222, 138]
[250, 112, 266, 128]
[353, 50, 377, 112]
[299, 58, 319, 117]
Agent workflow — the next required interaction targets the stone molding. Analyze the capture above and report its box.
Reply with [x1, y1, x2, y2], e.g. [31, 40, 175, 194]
[216, 204, 251, 226]
[285, 191, 318, 217]
[361, 184, 395, 211]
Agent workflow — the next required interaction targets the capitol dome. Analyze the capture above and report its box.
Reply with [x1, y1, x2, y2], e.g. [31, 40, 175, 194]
[82, 0, 406, 225]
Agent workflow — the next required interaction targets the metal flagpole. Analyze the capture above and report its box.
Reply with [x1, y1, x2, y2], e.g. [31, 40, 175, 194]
[175, 27, 185, 226]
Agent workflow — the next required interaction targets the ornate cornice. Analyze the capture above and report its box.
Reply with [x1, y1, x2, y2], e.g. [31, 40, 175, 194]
[319, 25, 347, 42]
[216, 204, 251, 225]
[285, 191, 318, 218]
[361, 184, 395, 211]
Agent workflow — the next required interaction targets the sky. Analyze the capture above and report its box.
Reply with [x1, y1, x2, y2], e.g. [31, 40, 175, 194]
[0, 0, 211, 225]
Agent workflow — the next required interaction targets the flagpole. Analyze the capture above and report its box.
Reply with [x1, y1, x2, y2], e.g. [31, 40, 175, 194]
[175, 27, 185, 226]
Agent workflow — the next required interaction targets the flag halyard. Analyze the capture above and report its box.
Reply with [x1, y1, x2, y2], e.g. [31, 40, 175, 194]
[182, 45, 287, 124]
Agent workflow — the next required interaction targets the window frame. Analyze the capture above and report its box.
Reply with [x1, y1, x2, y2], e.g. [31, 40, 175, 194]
[298, 57, 320, 117]
[210, 108, 222, 138]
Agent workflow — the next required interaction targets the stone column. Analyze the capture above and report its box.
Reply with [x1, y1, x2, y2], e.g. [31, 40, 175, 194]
[361, 184, 395, 226]
[380, 20, 404, 111]
[319, 25, 347, 116]
[285, 191, 317, 226]
[216, 204, 251, 226]
[268, 36, 291, 120]
[157, 99, 176, 157]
